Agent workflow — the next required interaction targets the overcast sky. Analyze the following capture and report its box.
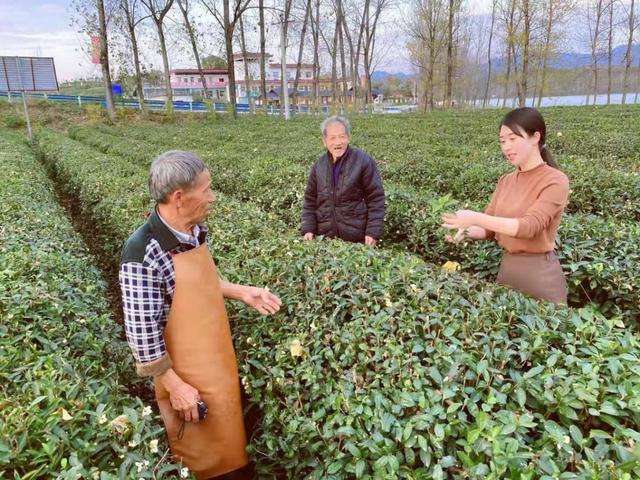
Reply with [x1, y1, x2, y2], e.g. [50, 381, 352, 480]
[0, 0, 501, 82]
[0, 0, 102, 81]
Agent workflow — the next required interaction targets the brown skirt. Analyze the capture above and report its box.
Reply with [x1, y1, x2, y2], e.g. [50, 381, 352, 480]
[497, 251, 568, 305]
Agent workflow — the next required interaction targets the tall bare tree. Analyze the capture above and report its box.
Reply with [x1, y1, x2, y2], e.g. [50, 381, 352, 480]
[141, 0, 175, 114]
[362, 0, 391, 106]
[606, 0, 614, 104]
[97, 0, 116, 121]
[622, 0, 636, 103]
[501, 0, 517, 107]
[587, 0, 606, 105]
[292, 0, 312, 106]
[177, 0, 209, 99]
[352, 0, 373, 110]
[331, 11, 340, 107]
[407, 0, 446, 111]
[258, 0, 268, 112]
[444, 0, 462, 107]
[537, 0, 555, 107]
[341, 7, 359, 111]
[337, 0, 349, 107]
[279, 0, 295, 114]
[483, 0, 497, 107]
[202, 0, 252, 117]
[120, 0, 148, 111]
[238, 12, 254, 112]
[310, 0, 321, 111]
[517, 0, 531, 107]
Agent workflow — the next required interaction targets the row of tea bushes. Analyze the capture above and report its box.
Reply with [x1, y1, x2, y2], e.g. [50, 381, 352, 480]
[35, 128, 640, 479]
[383, 186, 640, 321]
[83, 106, 640, 220]
[65, 127, 639, 321]
[0, 129, 184, 478]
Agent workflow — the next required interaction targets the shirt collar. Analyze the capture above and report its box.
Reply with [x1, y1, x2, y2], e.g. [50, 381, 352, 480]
[149, 206, 208, 250]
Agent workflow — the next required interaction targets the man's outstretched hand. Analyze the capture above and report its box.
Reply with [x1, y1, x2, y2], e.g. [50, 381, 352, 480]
[243, 287, 282, 315]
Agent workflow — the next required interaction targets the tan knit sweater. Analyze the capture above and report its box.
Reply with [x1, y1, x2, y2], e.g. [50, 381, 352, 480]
[484, 163, 570, 254]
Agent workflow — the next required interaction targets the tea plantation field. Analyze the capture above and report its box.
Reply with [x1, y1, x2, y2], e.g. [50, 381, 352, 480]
[1, 104, 639, 479]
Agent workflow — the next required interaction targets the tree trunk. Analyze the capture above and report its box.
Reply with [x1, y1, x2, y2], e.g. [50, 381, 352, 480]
[292, 0, 312, 106]
[121, 0, 146, 112]
[177, 0, 209, 99]
[311, 0, 321, 112]
[157, 23, 174, 114]
[278, 0, 294, 115]
[363, 0, 381, 108]
[502, 0, 515, 108]
[590, 0, 604, 106]
[239, 13, 254, 113]
[445, 0, 455, 108]
[622, 0, 635, 104]
[342, 15, 357, 110]
[97, 0, 115, 121]
[142, 0, 175, 115]
[483, 0, 497, 108]
[537, 0, 554, 108]
[337, 0, 348, 108]
[511, 39, 522, 106]
[331, 13, 339, 109]
[427, 57, 435, 110]
[519, 0, 530, 107]
[259, 0, 268, 113]
[224, 2, 237, 118]
[607, 0, 613, 105]
[636, 52, 640, 103]
[355, 0, 370, 108]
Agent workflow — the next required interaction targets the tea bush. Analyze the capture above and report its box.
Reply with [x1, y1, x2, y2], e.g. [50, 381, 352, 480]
[0, 129, 184, 479]
[64, 125, 640, 321]
[33, 127, 640, 479]
[90, 107, 640, 220]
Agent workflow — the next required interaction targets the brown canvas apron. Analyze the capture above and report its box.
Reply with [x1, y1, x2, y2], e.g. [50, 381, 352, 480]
[497, 251, 568, 305]
[155, 244, 249, 479]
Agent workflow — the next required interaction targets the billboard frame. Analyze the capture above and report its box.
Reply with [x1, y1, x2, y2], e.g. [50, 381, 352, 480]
[0, 56, 59, 142]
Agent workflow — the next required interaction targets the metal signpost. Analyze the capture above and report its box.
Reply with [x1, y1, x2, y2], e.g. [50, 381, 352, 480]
[0, 56, 59, 142]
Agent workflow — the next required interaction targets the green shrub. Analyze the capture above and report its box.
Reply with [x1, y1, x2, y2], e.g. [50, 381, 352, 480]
[34, 127, 640, 479]
[3, 108, 26, 128]
[63, 119, 640, 321]
[0, 129, 184, 478]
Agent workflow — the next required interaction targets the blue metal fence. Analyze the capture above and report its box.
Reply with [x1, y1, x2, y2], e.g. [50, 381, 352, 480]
[0, 90, 332, 115]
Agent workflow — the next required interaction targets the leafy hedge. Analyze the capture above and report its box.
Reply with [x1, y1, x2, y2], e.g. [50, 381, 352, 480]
[0, 129, 184, 479]
[34, 128, 640, 479]
[65, 125, 640, 321]
[79, 106, 640, 220]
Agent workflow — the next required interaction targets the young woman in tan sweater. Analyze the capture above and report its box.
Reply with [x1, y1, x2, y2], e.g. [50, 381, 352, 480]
[441, 107, 570, 304]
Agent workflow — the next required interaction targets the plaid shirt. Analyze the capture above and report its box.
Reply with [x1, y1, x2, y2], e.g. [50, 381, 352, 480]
[119, 207, 208, 375]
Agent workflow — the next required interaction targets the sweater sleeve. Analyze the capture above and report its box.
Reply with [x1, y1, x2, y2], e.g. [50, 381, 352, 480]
[483, 176, 504, 240]
[515, 177, 569, 240]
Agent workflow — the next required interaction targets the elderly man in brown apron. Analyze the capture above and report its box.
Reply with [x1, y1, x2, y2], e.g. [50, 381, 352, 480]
[119, 151, 282, 479]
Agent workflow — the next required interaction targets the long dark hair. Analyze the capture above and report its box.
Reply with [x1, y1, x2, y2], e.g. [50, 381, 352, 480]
[500, 107, 559, 169]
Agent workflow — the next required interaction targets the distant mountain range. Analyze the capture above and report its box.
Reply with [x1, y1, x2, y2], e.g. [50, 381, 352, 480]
[371, 71, 414, 83]
[372, 43, 640, 81]
[491, 44, 640, 70]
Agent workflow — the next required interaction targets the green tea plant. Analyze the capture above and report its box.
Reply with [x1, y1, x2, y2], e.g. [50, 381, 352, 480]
[32, 127, 640, 479]
[0, 129, 184, 479]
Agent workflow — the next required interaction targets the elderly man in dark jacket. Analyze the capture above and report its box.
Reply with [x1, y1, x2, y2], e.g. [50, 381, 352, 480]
[301, 116, 385, 246]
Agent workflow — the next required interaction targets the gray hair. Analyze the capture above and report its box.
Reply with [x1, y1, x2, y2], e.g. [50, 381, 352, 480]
[148, 150, 207, 203]
[321, 115, 351, 137]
